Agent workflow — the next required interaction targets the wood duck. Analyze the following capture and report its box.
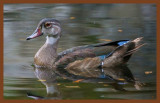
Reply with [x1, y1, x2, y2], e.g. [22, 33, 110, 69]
[26, 18, 144, 90]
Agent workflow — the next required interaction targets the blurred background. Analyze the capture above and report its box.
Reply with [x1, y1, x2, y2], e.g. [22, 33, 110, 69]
[3, 4, 156, 99]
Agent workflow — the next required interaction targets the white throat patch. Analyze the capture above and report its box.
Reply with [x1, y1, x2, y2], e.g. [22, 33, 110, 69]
[46, 36, 58, 44]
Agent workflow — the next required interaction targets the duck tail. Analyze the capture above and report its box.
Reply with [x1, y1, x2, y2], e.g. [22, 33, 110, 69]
[122, 37, 145, 62]
[123, 43, 145, 57]
[124, 37, 145, 57]
[103, 37, 145, 66]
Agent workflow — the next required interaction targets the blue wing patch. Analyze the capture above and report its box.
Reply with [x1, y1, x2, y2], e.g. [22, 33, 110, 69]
[99, 74, 107, 78]
[117, 40, 129, 46]
[98, 55, 106, 60]
[98, 52, 113, 60]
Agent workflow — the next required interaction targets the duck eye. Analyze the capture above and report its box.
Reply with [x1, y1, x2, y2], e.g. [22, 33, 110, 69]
[45, 23, 52, 28]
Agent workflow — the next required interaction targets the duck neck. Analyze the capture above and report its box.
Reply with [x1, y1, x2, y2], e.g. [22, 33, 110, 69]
[45, 35, 60, 47]
[34, 35, 60, 68]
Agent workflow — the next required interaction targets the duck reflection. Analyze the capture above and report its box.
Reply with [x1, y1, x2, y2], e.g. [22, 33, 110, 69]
[27, 66, 62, 100]
[27, 64, 141, 99]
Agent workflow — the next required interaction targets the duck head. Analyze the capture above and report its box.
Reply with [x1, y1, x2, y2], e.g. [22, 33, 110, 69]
[26, 18, 61, 41]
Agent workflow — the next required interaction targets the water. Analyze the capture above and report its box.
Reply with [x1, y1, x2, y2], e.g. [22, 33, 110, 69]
[3, 4, 156, 99]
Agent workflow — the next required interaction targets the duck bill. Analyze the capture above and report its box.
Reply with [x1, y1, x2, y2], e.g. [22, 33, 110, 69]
[26, 28, 43, 40]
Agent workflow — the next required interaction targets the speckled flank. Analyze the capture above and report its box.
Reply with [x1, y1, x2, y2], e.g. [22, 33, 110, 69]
[65, 57, 101, 78]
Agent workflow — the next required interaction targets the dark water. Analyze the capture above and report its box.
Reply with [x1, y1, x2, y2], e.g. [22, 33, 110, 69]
[3, 4, 156, 99]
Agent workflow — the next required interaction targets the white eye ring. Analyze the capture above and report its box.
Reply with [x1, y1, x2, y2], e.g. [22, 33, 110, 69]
[45, 23, 52, 28]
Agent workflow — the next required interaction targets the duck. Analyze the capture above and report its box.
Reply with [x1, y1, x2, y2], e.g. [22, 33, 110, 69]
[26, 18, 144, 90]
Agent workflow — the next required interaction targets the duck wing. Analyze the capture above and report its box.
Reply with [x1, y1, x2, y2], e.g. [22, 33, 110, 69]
[55, 38, 144, 79]
[56, 40, 129, 66]
[54, 40, 129, 78]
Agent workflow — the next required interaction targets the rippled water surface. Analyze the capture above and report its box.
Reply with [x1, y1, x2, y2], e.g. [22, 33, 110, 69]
[4, 4, 156, 99]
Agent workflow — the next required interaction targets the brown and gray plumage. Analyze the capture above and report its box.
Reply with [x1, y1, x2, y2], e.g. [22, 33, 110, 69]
[26, 18, 144, 90]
